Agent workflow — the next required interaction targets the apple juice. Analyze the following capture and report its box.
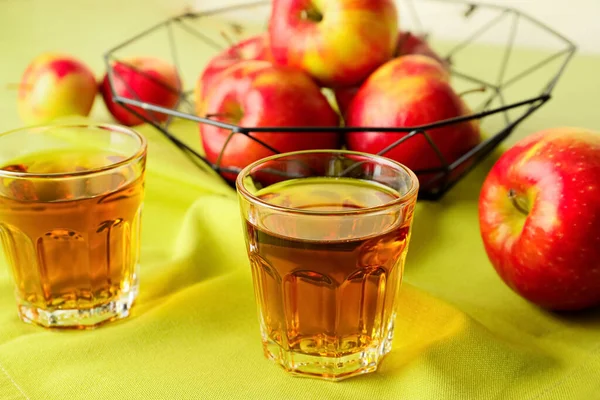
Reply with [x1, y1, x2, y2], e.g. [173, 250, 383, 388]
[0, 149, 144, 326]
[244, 177, 411, 365]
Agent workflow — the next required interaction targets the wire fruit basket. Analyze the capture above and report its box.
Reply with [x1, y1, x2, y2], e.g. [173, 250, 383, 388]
[103, 0, 576, 200]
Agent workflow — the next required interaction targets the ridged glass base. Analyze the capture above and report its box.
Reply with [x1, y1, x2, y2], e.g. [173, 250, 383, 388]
[16, 287, 138, 329]
[262, 323, 395, 381]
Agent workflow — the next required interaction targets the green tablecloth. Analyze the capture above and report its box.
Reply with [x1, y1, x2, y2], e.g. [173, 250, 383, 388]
[1, 2, 600, 399]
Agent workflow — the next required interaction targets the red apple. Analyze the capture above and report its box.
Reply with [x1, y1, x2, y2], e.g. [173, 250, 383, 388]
[100, 57, 181, 126]
[198, 60, 340, 181]
[334, 32, 449, 115]
[196, 34, 272, 112]
[18, 53, 97, 125]
[345, 55, 478, 185]
[479, 128, 600, 310]
[269, 0, 398, 88]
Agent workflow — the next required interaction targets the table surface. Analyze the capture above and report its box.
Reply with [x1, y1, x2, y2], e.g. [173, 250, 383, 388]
[1, 2, 600, 399]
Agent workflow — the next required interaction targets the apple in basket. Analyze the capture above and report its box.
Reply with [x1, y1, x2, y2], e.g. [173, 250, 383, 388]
[345, 54, 481, 186]
[17, 53, 97, 125]
[334, 30, 449, 115]
[269, 0, 398, 88]
[100, 57, 181, 126]
[195, 34, 272, 111]
[479, 127, 600, 310]
[198, 60, 340, 181]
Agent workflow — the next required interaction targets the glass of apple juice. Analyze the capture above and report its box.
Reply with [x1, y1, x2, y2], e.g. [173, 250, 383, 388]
[236, 150, 419, 380]
[0, 124, 146, 329]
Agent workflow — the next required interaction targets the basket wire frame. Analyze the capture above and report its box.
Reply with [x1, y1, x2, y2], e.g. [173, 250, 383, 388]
[104, 0, 576, 200]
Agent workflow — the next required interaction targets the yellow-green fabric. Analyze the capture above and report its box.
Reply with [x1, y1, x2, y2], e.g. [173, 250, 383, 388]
[1, 2, 600, 399]
[0, 119, 599, 400]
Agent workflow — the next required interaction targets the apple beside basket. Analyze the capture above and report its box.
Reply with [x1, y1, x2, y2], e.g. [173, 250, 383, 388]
[102, 0, 576, 200]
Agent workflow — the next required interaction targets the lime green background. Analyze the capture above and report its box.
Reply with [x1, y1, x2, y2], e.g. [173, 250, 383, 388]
[1, 1, 600, 399]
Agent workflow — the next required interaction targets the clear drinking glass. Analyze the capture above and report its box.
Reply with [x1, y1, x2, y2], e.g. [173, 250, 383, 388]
[0, 124, 147, 329]
[236, 150, 419, 380]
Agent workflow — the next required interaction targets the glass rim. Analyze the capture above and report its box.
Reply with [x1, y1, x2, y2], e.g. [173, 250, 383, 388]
[236, 149, 419, 216]
[0, 123, 147, 179]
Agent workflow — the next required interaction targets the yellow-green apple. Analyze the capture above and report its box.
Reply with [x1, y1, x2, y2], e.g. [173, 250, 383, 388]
[479, 128, 600, 310]
[198, 60, 340, 181]
[195, 34, 272, 115]
[100, 57, 181, 126]
[18, 53, 97, 125]
[345, 55, 479, 185]
[269, 0, 398, 88]
[334, 33, 449, 116]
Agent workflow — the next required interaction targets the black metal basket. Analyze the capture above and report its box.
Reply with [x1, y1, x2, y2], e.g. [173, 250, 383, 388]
[104, 0, 576, 200]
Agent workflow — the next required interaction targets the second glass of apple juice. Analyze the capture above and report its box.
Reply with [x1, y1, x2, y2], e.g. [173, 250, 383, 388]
[236, 150, 419, 380]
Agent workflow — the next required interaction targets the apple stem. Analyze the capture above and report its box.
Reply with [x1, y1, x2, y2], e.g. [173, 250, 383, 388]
[206, 112, 236, 120]
[300, 7, 323, 23]
[229, 23, 244, 36]
[508, 189, 530, 215]
[458, 86, 486, 98]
